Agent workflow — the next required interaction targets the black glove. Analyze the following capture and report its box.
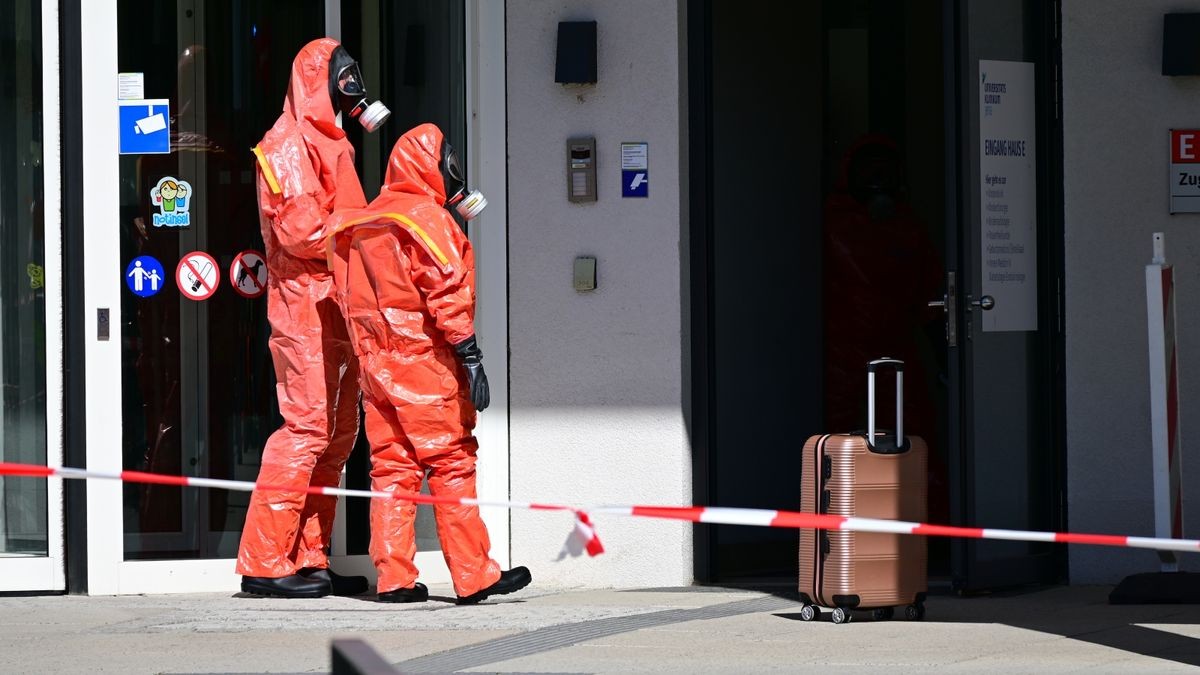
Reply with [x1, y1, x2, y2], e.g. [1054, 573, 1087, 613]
[453, 335, 490, 412]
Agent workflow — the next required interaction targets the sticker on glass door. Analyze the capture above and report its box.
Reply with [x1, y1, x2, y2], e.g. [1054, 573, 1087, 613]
[126, 255, 165, 297]
[176, 251, 219, 301]
[118, 99, 171, 154]
[229, 249, 267, 299]
[150, 176, 192, 228]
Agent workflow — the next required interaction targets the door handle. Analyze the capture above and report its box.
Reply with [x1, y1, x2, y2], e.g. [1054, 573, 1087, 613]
[968, 295, 995, 311]
[930, 271, 957, 347]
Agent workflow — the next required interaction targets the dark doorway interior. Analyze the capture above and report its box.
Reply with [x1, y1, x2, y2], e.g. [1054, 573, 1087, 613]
[692, 0, 951, 582]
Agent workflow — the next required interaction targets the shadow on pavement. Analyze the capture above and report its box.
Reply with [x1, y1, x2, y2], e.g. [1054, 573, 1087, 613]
[635, 578, 1200, 668]
[760, 583, 1200, 669]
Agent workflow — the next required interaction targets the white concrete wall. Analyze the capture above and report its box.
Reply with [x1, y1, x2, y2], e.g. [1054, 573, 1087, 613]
[1063, 1, 1200, 582]
[506, 0, 691, 587]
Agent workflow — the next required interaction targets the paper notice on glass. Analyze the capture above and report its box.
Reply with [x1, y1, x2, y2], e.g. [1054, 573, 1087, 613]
[979, 60, 1037, 332]
[118, 72, 145, 100]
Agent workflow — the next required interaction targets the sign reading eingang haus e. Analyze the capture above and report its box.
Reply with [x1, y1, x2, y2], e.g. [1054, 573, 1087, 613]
[1170, 129, 1200, 213]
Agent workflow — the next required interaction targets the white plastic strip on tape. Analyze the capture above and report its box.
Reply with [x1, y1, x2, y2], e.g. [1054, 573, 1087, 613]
[697, 507, 778, 527]
[844, 517, 918, 534]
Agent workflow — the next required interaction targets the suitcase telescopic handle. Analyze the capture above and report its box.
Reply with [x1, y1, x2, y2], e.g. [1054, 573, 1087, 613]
[866, 357, 907, 453]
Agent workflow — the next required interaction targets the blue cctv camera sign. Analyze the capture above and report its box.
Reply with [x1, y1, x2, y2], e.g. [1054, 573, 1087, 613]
[119, 99, 171, 155]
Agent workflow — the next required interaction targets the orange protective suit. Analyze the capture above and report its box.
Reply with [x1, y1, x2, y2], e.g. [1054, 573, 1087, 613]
[236, 38, 366, 578]
[823, 134, 942, 435]
[326, 123, 502, 596]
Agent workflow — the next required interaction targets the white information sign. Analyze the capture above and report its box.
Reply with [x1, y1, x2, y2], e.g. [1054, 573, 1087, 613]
[621, 142, 648, 170]
[979, 60, 1037, 332]
[118, 72, 145, 100]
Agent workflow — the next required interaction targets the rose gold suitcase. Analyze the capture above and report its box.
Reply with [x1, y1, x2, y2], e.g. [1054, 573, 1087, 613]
[798, 358, 927, 624]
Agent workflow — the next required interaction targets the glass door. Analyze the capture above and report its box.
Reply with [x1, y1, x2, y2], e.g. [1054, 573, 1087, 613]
[945, 0, 1062, 591]
[333, 0, 511, 582]
[81, 0, 327, 594]
[0, 0, 65, 593]
[81, 0, 508, 594]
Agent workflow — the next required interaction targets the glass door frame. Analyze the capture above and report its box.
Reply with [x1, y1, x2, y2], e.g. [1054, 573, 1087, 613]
[0, 0, 67, 594]
[80, 0, 509, 594]
[327, 0, 512, 582]
[943, 0, 1067, 591]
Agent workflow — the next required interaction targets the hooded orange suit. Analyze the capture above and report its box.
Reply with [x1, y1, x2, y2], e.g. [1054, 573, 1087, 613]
[325, 123, 502, 596]
[822, 134, 949, 523]
[236, 38, 365, 578]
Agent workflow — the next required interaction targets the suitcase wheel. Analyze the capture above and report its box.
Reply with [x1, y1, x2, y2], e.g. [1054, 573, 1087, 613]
[904, 603, 926, 621]
[830, 607, 852, 625]
[799, 604, 819, 622]
[871, 607, 895, 621]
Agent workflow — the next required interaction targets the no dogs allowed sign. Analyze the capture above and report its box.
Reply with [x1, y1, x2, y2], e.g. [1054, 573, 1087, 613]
[230, 250, 268, 299]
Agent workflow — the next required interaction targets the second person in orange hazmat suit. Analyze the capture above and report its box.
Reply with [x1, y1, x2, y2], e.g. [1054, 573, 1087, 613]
[326, 123, 531, 604]
[237, 38, 389, 598]
[822, 133, 949, 524]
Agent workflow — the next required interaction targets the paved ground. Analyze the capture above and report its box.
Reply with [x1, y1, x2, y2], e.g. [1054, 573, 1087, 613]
[2, 583, 1199, 673]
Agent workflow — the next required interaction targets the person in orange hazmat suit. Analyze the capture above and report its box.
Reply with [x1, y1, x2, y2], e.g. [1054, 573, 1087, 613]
[821, 133, 950, 525]
[325, 123, 531, 604]
[237, 38, 390, 599]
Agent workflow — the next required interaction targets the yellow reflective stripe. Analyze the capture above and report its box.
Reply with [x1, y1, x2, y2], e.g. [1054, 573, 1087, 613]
[392, 213, 451, 267]
[331, 212, 451, 267]
[252, 145, 281, 195]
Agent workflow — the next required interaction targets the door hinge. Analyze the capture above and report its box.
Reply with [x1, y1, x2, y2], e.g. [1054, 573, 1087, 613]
[1057, 276, 1064, 335]
[1054, 65, 1061, 121]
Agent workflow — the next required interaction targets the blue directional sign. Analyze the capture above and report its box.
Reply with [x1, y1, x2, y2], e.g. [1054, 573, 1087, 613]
[622, 169, 648, 198]
[125, 255, 165, 297]
[119, 99, 171, 155]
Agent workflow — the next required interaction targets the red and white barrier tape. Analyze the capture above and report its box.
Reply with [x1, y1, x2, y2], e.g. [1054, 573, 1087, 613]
[596, 505, 1200, 553]
[2, 461, 1197, 555]
[0, 461, 604, 557]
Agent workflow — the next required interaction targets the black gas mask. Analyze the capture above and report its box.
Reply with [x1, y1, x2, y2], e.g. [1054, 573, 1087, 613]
[849, 145, 901, 221]
[440, 140, 488, 221]
[328, 46, 390, 133]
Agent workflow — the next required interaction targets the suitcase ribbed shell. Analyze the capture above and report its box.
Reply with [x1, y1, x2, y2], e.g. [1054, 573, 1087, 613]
[798, 432, 927, 609]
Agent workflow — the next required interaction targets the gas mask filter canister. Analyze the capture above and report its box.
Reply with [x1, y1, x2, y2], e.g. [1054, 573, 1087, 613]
[352, 99, 391, 133]
[453, 190, 488, 221]
[441, 141, 488, 220]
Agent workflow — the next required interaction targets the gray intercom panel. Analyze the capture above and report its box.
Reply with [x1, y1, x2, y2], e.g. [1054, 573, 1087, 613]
[567, 137, 597, 202]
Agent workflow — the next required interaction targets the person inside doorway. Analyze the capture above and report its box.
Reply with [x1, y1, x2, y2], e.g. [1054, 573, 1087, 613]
[822, 133, 949, 523]
[237, 37, 385, 599]
[326, 123, 530, 605]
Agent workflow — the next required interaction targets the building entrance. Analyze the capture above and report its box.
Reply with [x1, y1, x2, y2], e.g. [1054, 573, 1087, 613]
[73, 0, 496, 594]
[692, 0, 1064, 591]
[115, 0, 325, 562]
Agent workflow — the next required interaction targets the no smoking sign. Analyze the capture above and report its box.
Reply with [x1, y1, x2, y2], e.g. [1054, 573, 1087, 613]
[176, 251, 219, 301]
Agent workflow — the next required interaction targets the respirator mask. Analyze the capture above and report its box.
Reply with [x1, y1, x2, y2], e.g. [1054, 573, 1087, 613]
[850, 146, 900, 222]
[329, 46, 390, 133]
[441, 140, 488, 221]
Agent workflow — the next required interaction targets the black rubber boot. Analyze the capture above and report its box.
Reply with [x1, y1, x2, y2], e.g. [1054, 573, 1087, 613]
[378, 582, 430, 603]
[299, 567, 369, 597]
[456, 567, 532, 605]
[240, 573, 331, 598]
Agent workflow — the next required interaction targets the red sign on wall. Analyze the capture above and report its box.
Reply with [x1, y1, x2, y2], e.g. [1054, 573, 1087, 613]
[1171, 130, 1200, 163]
[1170, 130, 1200, 213]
